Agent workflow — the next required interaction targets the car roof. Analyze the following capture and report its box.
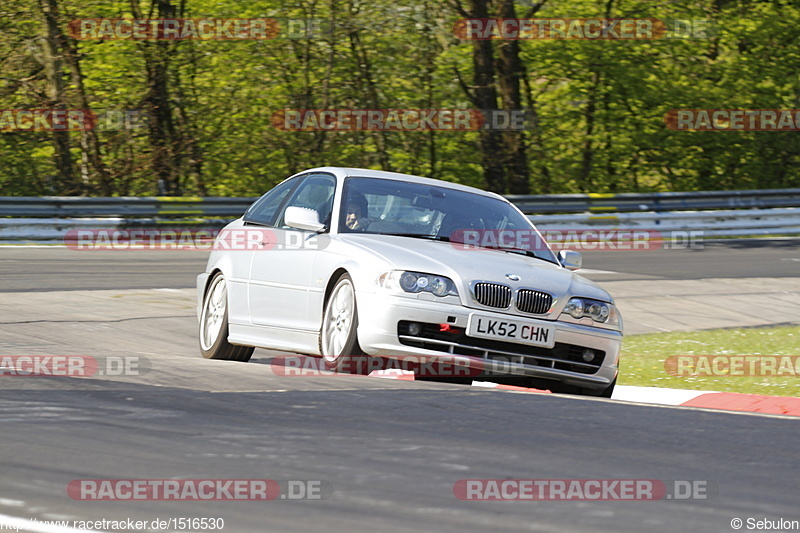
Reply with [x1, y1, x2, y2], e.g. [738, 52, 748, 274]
[299, 167, 505, 201]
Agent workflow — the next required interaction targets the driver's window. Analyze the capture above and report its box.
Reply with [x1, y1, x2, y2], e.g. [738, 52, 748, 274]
[277, 173, 336, 229]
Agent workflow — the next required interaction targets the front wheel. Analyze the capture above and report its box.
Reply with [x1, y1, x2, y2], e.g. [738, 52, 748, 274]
[199, 272, 254, 362]
[319, 273, 373, 374]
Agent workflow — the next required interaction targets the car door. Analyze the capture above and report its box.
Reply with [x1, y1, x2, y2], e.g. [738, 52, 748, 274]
[248, 173, 336, 330]
[222, 176, 299, 326]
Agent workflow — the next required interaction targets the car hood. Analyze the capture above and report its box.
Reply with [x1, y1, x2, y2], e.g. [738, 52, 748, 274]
[339, 234, 613, 304]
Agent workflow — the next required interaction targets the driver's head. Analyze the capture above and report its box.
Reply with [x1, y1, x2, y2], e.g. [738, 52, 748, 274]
[345, 193, 368, 230]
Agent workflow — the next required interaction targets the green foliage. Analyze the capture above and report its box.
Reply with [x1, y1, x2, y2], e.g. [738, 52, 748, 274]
[1, 0, 799, 195]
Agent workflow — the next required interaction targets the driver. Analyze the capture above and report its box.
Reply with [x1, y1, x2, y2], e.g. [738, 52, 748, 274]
[344, 192, 370, 231]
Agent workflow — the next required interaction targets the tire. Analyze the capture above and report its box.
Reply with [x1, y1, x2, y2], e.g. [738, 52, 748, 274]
[199, 272, 254, 362]
[319, 273, 373, 374]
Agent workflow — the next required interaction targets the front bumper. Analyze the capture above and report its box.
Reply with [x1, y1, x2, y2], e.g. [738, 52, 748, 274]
[356, 292, 621, 390]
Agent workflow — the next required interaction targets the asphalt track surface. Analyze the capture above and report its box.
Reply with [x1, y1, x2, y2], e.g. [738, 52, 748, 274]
[1, 240, 799, 532]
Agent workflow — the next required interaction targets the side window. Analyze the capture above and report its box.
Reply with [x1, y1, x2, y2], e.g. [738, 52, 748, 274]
[277, 174, 336, 229]
[243, 176, 301, 226]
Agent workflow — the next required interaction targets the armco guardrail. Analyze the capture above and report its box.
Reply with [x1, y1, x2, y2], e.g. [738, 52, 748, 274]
[3, 208, 799, 242]
[0, 196, 258, 218]
[529, 208, 800, 238]
[507, 188, 800, 214]
[1, 190, 800, 241]
[3, 187, 800, 217]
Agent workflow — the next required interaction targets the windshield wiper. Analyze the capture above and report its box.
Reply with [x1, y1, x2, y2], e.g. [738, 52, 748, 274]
[499, 247, 558, 264]
[378, 232, 450, 242]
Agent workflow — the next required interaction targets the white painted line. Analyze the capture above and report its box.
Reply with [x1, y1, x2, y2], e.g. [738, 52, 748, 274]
[0, 244, 67, 248]
[576, 269, 619, 274]
[612, 385, 712, 405]
[471, 381, 500, 388]
[0, 499, 24, 506]
[368, 369, 415, 380]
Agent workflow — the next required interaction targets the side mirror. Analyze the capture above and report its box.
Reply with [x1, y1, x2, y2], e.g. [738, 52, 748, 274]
[284, 206, 325, 232]
[558, 250, 582, 271]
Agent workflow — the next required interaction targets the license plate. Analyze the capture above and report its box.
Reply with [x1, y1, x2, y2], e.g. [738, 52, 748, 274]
[467, 314, 555, 348]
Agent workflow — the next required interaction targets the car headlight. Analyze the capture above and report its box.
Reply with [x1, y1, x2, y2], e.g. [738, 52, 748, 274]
[377, 271, 458, 297]
[561, 297, 620, 327]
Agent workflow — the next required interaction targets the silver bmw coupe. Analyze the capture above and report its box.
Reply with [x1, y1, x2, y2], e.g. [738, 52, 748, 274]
[198, 167, 622, 397]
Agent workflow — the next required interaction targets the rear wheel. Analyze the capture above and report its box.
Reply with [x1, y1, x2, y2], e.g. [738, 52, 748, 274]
[199, 272, 254, 362]
[320, 273, 373, 374]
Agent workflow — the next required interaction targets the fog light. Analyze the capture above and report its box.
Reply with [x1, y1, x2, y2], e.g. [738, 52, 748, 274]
[581, 349, 595, 362]
[408, 322, 422, 336]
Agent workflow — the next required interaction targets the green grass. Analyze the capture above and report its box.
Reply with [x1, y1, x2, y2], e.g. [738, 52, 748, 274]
[620, 325, 800, 397]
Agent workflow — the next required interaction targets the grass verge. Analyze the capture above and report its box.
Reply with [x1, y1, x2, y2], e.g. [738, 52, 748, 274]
[619, 325, 800, 397]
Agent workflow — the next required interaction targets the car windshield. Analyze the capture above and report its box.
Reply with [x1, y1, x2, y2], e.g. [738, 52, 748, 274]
[339, 177, 558, 264]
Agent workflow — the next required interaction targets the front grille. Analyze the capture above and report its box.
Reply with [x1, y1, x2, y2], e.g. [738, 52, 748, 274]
[397, 321, 605, 375]
[516, 289, 553, 314]
[473, 283, 512, 308]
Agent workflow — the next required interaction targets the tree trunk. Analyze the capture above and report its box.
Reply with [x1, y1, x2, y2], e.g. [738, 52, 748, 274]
[496, 0, 529, 194]
[131, 0, 181, 195]
[45, 0, 112, 194]
[468, 0, 504, 192]
[580, 70, 600, 192]
[38, 0, 78, 194]
[348, 28, 392, 171]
